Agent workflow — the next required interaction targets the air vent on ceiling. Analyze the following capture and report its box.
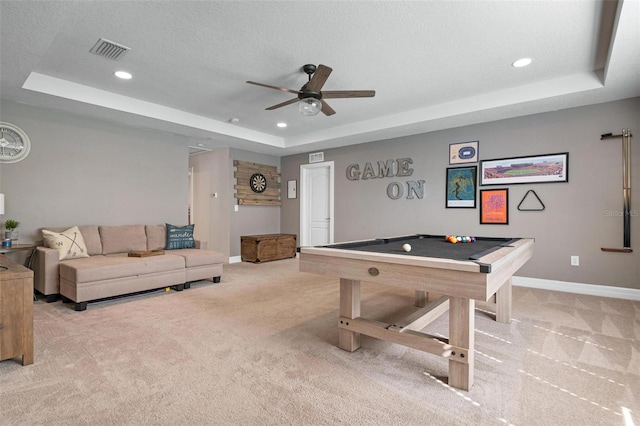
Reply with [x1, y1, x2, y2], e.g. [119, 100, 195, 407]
[89, 38, 131, 61]
[309, 152, 324, 163]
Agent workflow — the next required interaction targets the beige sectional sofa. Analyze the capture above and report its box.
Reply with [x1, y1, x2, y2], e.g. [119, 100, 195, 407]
[33, 224, 224, 311]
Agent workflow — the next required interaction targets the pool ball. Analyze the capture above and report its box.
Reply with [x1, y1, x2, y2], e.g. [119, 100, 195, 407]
[402, 243, 412, 252]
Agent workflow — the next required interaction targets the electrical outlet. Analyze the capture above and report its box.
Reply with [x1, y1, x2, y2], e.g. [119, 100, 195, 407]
[571, 256, 579, 266]
[234, 205, 239, 212]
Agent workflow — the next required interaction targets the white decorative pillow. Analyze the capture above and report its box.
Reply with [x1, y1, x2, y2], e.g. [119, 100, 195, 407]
[42, 226, 90, 261]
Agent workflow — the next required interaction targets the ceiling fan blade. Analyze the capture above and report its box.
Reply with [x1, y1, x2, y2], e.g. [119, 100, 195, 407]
[265, 97, 299, 110]
[321, 100, 336, 116]
[322, 90, 376, 99]
[306, 65, 332, 92]
[246, 81, 300, 95]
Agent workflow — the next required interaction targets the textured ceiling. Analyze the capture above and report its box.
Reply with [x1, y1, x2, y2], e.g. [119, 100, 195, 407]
[1, 1, 638, 156]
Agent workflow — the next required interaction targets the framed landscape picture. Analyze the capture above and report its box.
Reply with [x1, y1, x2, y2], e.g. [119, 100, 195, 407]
[446, 166, 477, 208]
[480, 188, 509, 224]
[480, 152, 569, 185]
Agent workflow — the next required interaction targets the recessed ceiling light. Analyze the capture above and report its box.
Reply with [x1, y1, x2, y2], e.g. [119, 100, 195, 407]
[277, 122, 287, 128]
[512, 58, 532, 68]
[114, 71, 132, 79]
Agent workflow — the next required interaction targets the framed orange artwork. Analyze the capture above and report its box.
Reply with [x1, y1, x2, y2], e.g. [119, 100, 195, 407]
[480, 188, 509, 224]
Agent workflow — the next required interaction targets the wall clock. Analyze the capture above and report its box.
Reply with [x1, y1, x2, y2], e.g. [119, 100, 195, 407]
[0, 122, 31, 163]
[250, 173, 267, 193]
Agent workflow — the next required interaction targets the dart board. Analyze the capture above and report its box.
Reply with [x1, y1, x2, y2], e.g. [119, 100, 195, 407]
[250, 173, 267, 193]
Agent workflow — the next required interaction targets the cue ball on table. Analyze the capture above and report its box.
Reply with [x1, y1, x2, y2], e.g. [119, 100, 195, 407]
[402, 243, 411, 252]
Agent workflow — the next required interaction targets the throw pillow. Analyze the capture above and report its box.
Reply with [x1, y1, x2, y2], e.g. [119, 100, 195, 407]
[165, 224, 195, 250]
[42, 226, 90, 261]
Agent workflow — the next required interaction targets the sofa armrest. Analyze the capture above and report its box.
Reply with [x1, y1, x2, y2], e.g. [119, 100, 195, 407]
[33, 246, 61, 297]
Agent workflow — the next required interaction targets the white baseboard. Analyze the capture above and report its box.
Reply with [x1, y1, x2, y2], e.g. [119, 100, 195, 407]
[229, 256, 242, 264]
[513, 276, 640, 301]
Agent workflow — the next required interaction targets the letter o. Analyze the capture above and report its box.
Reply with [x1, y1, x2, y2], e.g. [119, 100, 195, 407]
[387, 182, 404, 200]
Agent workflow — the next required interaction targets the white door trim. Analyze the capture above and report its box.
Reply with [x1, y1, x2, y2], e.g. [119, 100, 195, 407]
[300, 161, 334, 247]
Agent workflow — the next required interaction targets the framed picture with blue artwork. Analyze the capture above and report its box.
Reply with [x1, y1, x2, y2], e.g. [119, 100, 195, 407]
[446, 166, 477, 208]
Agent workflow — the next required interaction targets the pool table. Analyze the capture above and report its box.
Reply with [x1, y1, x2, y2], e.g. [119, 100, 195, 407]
[299, 234, 534, 391]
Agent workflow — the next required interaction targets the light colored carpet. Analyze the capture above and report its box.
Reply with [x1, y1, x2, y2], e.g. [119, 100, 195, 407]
[1, 258, 638, 425]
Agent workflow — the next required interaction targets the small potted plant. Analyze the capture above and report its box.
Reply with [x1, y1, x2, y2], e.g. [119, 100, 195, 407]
[3, 219, 19, 242]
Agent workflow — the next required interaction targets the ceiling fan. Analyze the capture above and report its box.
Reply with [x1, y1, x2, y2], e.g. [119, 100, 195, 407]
[246, 64, 375, 116]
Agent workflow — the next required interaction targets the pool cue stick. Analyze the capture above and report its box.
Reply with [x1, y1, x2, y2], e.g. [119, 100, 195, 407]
[601, 129, 633, 253]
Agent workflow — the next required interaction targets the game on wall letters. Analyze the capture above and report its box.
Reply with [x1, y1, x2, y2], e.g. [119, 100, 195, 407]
[346, 158, 425, 200]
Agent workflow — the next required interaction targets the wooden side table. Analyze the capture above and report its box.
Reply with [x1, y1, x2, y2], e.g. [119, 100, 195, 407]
[0, 255, 34, 366]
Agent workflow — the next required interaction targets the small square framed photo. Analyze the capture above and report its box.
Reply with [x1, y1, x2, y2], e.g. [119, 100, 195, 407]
[480, 188, 509, 224]
[449, 140, 479, 165]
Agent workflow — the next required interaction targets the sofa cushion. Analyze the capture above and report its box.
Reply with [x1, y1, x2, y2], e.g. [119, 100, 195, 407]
[171, 248, 225, 268]
[59, 253, 185, 283]
[146, 225, 166, 251]
[100, 225, 147, 254]
[41, 225, 102, 256]
[166, 224, 195, 250]
[42, 226, 90, 261]
[78, 225, 102, 256]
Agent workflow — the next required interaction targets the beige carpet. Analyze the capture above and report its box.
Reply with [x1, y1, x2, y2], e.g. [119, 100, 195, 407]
[1, 259, 638, 425]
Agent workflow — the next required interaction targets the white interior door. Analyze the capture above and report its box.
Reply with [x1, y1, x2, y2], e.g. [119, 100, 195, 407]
[300, 161, 334, 247]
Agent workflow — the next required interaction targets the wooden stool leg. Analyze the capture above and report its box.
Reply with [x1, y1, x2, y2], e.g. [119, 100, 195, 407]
[339, 279, 361, 352]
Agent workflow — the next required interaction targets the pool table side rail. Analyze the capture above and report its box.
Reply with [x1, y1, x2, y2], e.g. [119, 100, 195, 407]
[299, 238, 534, 302]
[483, 238, 535, 296]
[300, 246, 483, 273]
[300, 252, 491, 300]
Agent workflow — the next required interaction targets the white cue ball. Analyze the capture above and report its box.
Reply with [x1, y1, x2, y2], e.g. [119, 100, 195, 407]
[402, 243, 411, 252]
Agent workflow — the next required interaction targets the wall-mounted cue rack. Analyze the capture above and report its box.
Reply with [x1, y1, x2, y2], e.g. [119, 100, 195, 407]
[601, 129, 633, 253]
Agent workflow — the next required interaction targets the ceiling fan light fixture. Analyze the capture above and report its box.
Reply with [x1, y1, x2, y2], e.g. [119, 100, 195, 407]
[298, 97, 322, 116]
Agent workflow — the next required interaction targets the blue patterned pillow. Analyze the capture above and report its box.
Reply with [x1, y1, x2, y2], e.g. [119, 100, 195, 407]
[165, 224, 195, 250]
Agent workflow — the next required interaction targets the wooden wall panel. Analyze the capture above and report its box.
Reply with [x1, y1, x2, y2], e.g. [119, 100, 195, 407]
[233, 160, 281, 206]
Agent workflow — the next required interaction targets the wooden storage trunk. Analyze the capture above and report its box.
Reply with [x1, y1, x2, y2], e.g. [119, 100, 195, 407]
[241, 234, 297, 263]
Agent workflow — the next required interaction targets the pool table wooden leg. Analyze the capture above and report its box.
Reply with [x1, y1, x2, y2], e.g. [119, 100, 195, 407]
[495, 277, 512, 324]
[448, 297, 474, 391]
[339, 278, 361, 352]
[414, 290, 427, 307]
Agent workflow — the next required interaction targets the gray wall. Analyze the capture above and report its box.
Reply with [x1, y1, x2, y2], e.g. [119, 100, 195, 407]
[189, 147, 281, 259]
[229, 148, 281, 257]
[281, 98, 640, 290]
[0, 100, 281, 262]
[189, 148, 231, 257]
[0, 101, 189, 243]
